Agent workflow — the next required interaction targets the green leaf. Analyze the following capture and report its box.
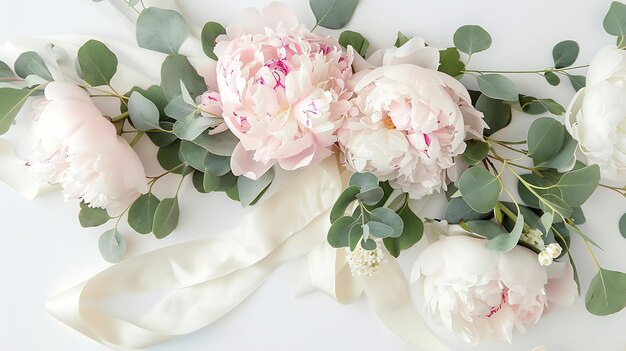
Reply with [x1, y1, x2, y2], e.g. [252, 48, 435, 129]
[544, 72, 561, 86]
[309, 0, 358, 30]
[527, 117, 565, 164]
[371, 207, 403, 238]
[486, 213, 524, 252]
[156, 140, 189, 174]
[537, 99, 566, 116]
[620, 213, 626, 239]
[238, 168, 274, 207]
[128, 91, 161, 131]
[557, 165, 600, 207]
[462, 140, 489, 165]
[78, 201, 111, 228]
[349, 172, 378, 192]
[349, 222, 364, 251]
[77, 40, 118, 86]
[152, 197, 180, 239]
[476, 74, 518, 101]
[475, 94, 512, 136]
[328, 216, 357, 248]
[585, 268, 626, 316]
[536, 130, 577, 169]
[517, 173, 560, 209]
[367, 221, 394, 238]
[466, 220, 504, 239]
[383, 204, 423, 257]
[179, 140, 230, 176]
[201, 22, 226, 60]
[136, 7, 187, 54]
[356, 187, 384, 206]
[173, 112, 220, 140]
[394, 32, 411, 48]
[14, 51, 53, 81]
[338, 30, 369, 58]
[459, 167, 502, 214]
[128, 193, 160, 234]
[98, 229, 126, 263]
[192, 131, 238, 157]
[331, 185, 360, 223]
[161, 54, 206, 100]
[539, 193, 573, 219]
[0, 60, 15, 79]
[0, 87, 38, 135]
[453, 25, 492, 55]
[438, 47, 465, 77]
[552, 40, 579, 69]
[445, 197, 493, 223]
[568, 75, 586, 92]
[604, 1, 626, 37]
[361, 238, 377, 250]
[164, 94, 197, 119]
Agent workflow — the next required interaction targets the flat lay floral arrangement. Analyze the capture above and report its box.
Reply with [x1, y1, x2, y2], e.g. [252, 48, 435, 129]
[0, 0, 625, 349]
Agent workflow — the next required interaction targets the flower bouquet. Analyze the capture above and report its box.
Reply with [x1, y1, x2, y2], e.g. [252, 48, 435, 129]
[0, 0, 624, 349]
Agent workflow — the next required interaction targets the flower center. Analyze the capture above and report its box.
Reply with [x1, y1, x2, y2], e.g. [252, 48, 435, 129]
[485, 288, 508, 318]
[383, 114, 396, 129]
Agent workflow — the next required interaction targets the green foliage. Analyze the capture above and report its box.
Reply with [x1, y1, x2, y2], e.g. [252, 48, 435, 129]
[14, 51, 53, 81]
[394, 32, 410, 48]
[543, 72, 560, 86]
[518, 96, 565, 116]
[328, 216, 357, 247]
[475, 94, 512, 136]
[192, 131, 238, 157]
[462, 140, 489, 165]
[453, 25, 492, 55]
[383, 203, 423, 257]
[459, 167, 502, 214]
[128, 193, 160, 234]
[527, 117, 565, 164]
[77, 40, 118, 86]
[568, 75, 586, 92]
[466, 220, 504, 239]
[173, 112, 220, 140]
[179, 140, 230, 176]
[330, 185, 360, 223]
[128, 91, 161, 131]
[98, 229, 126, 263]
[309, 0, 358, 29]
[620, 213, 626, 239]
[585, 268, 626, 316]
[476, 74, 518, 101]
[0, 87, 38, 135]
[485, 213, 524, 252]
[338, 30, 369, 58]
[370, 207, 403, 238]
[552, 40, 579, 69]
[0, 60, 15, 79]
[438, 47, 465, 77]
[161, 54, 206, 100]
[557, 165, 600, 207]
[604, 1, 626, 37]
[201, 22, 226, 60]
[152, 197, 180, 239]
[78, 202, 110, 228]
[136, 7, 188, 54]
[157, 140, 185, 173]
[237, 168, 274, 207]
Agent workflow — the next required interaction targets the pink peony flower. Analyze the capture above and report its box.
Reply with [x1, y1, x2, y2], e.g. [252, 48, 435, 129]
[214, 2, 354, 179]
[338, 38, 485, 199]
[411, 225, 577, 344]
[30, 82, 147, 213]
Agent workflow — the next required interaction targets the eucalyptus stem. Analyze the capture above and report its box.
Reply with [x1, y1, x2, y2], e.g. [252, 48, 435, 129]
[110, 111, 129, 122]
[129, 131, 144, 146]
[464, 64, 588, 75]
[497, 202, 531, 232]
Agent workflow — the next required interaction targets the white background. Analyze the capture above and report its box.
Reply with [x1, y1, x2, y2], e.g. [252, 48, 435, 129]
[1, 0, 625, 350]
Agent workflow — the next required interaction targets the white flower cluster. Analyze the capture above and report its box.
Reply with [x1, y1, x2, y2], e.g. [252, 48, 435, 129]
[537, 243, 563, 266]
[520, 229, 544, 247]
[346, 246, 385, 276]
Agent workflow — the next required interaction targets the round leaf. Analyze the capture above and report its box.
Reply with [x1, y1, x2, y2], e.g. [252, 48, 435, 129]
[527, 117, 565, 164]
[128, 91, 161, 131]
[328, 216, 357, 248]
[544, 72, 561, 86]
[152, 197, 180, 239]
[330, 185, 360, 223]
[0, 87, 38, 135]
[459, 167, 502, 214]
[355, 186, 384, 206]
[585, 268, 626, 316]
[201, 22, 226, 60]
[78, 202, 110, 228]
[568, 75, 586, 92]
[338, 30, 369, 58]
[137, 7, 188, 54]
[462, 140, 489, 165]
[14, 51, 53, 81]
[77, 40, 118, 87]
[557, 165, 600, 207]
[604, 1, 626, 37]
[98, 229, 126, 263]
[309, 0, 358, 30]
[485, 213, 524, 252]
[475, 94, 512, 136]
[161, 54, 207, 100]
[367, 221, 394, 238]
[371, 207, 403, 238]
[128, 193, 160, 234]
[476, 74, 518, 101]
[349, 172, 378, 192]
[238, 168, 274, 207]
[453, 25, 492, 55]
[552, 40, 579, 69]
[383, 204, 423, 257]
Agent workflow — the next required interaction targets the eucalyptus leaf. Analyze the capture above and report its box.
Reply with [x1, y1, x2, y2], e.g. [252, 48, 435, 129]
[539, 193, 573, 220]
[201, 22, 226, 60]
[367, 221, 394, 238]
[14, 51, 53, 81]
[179, 140, 230, 176]
[361, 238, 377, 250]
[310, 0, 358, 30]
[356, 186, 384, 206]
[191, 131, 238, 157]
[327, 215, 356, 248]
[552, 40, 579, 69]
[394, 32, 411, 48]
[557, 165, 600, 207]
[620, 213, 626, 239]
[338, 30, 369, 58]
[164, 94, 197, 119]
[152, 197, 180, 239]
[445, 197, 492, 223]
[459, 167, 502, 214]
[128, 91, 161, 131]
[544, 72, 561, 86]
[128, 193, 160, 234]
[371, 207, 403, 238]
[536, 130, 577, 170]
[517, 173, 561, 209]
[173, 112, 220, 140]
[349, 222, 364, 251]
[462, 140, 489, 165]
[0, 87, 38, 135]
[438, 47, 465, 77]
[349, 172, 378, 192]
[0, 60, 15, 79]
[330, 185, 360, 223]
[238, 168, 274, 207]
[475, 94, 512, 136]
[585, 268, 626, 316]
[98, 229, 126, 263]
[485, 213, 524, 252]
[453, 25, 492, 55]
[78, 202, 110, 228]
[137, 7, 187, 54]
[476, 74, 518, 101]
[161, 54, 206, 99]
[568, 75, 586, 92]
[603, 1, 626, 37]
[527, 117, 565, 164]
[157, 140, 185, 173]
[383, 204, 423, 257]
[77, 40, 118, 86]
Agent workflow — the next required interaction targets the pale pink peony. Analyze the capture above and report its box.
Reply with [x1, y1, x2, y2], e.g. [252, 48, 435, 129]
[214, 2, 354, 179]
[30, 82, 147, 213]
[411, 225, 577, 344]
[338, 38, 485, 199]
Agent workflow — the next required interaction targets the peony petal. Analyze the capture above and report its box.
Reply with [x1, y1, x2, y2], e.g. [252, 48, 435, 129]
[261, 1, 300, 30]
[230, 142, 273, 180]
[544, 262, 577, 306]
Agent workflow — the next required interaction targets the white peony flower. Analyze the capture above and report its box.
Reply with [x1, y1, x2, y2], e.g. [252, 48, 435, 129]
[339, 38, 485, 199]
[411, 228, 577, 344]
[565, 46, 626, 182]
[30, 82, 147, 213]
